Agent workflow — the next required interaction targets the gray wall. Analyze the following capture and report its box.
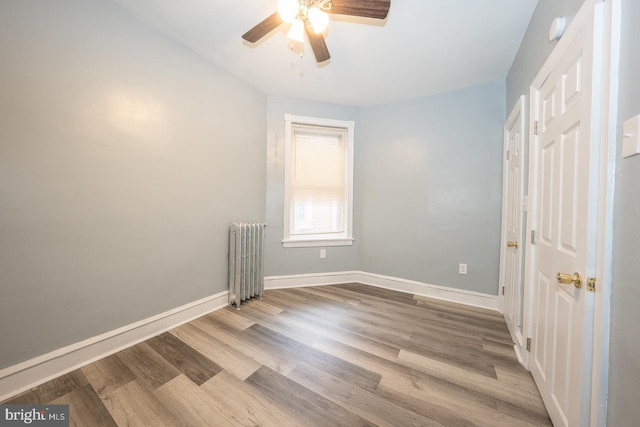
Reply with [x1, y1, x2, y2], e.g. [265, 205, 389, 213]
[359, 82, 506, 294]
[507, 0, 640, 423]
[608, 0, 640, 424]
[0, 0, 266, 369]
[507, 0, 588, 108]
[264, 96, 361, 276]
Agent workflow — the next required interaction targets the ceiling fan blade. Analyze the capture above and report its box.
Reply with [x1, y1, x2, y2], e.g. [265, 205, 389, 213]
[329, 0, 391, 19]
[242, 12, 283, 43]
[305, 26, 331, 63]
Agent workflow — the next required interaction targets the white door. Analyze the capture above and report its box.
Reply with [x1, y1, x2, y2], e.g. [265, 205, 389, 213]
[527, 2, 602, 426]
[500, 96, 526, 360]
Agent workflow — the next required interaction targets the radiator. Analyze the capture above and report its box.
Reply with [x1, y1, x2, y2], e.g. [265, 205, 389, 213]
[228, 222, 266, 309]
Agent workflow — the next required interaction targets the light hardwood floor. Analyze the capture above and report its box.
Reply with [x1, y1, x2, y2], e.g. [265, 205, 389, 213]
[3, 284, 552, 426]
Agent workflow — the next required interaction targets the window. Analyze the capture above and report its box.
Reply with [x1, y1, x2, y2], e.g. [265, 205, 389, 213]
[283, 114, 354, 247]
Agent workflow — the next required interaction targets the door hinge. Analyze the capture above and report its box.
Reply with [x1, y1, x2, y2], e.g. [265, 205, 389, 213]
[502, 287, 505, 296]
[526, 338, 532, 351]
[587, 277, 596, 292]
[534, 121, 540, 135]
[531, 230, 537, 244]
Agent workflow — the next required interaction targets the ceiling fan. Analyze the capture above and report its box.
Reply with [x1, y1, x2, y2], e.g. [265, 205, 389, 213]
[242, 0, 391, 63]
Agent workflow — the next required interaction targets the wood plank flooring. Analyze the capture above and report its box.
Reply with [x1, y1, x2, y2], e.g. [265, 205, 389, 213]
[2, 284, 552, 426]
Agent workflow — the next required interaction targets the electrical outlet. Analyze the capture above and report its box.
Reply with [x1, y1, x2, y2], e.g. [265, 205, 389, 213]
[622, 114, 640, 158]
[320, 249, 326, 259]
[459, 263, 468, 275]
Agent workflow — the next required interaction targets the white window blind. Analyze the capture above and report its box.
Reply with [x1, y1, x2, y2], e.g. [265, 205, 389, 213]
[291, 128, 346, 235]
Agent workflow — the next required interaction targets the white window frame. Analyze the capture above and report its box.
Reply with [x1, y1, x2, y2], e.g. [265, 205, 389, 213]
[282, 114, 354, 248]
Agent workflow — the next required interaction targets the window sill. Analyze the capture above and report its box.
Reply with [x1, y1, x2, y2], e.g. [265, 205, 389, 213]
[282, 238, 354, 248]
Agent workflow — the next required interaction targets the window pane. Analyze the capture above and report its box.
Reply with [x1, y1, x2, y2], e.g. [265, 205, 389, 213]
[290, 129, 345, 235]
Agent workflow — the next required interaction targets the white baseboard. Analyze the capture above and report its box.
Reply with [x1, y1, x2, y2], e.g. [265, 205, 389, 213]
[357, 271, 500, 311]
[0, 290, 229, 402]
[264, 271, 361, 289]
[514, 344, 525, 366]
[266, 270, 499, 311]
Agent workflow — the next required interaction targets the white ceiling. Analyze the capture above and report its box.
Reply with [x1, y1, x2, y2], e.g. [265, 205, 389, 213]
[109, 0, 538, 106]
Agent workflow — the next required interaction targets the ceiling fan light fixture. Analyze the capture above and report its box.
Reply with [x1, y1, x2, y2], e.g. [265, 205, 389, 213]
[308, 7, 329, 33]
[287, 18, 305, 42]
[277, 0, 299, 23]
[242, 0, 391, 64]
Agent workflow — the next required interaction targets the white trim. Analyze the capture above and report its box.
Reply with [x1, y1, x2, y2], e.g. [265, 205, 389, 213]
[284, 114, 354, 129]
[357, 272, 499, 311]
[0, 291, 229, 402]
[521, 79, 540, 375]
[514, 344, 526, 366]
[266, 271, 499, 311]
[590, 0, 619, 424]
[265, 271, 361, 289]
[282, 237, 354, 248]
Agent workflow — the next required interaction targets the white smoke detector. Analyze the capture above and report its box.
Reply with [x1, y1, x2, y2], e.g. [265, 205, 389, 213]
[549, 17, 567, 41]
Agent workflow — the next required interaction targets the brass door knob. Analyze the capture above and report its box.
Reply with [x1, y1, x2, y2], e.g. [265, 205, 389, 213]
[507, 241, 519, 249]
[556, 272, 583, 288]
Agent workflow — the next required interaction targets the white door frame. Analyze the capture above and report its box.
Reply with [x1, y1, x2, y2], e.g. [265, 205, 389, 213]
[518, 0, 618, 425]
[588, 0, 619, 424]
